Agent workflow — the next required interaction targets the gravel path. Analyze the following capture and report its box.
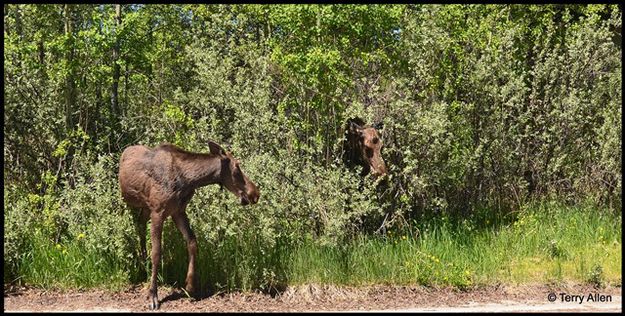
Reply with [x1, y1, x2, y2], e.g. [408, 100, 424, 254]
[4, 283, 621, 313]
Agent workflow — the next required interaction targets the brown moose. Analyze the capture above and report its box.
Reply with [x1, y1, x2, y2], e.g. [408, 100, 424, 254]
[342, 117, 388, 178]
[118, 141, 259, 310]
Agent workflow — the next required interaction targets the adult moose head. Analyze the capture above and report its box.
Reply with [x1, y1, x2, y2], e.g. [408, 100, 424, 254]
[118, 140, 259, 310]
[342, 117, 388, 178]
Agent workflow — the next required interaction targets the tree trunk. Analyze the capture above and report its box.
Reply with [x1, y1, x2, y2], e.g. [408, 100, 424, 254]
[110, 4, 122, 149]
[4, 4, 8, 35]
[12, 5, 24, 70]
[124, 62, 129, 117]
[14, 4, 22, 38]
[64, 4, 75, 132]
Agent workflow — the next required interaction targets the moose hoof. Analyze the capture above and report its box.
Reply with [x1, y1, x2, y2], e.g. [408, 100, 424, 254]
[184, 286, 196, 298]
[149, 296, 160, 310]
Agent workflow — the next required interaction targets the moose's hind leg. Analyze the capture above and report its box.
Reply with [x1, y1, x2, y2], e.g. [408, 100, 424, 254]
[148, 212, 164, 310]
[130, 207, 149, 274]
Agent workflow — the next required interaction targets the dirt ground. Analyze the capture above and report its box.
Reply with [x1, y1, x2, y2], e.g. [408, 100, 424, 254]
[3, 282, 622, 312]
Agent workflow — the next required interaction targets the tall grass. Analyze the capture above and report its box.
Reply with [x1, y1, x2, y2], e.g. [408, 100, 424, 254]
[289, 201, 622, 288]
[17, 231, 131, 290]
[14, 201, 621, 292]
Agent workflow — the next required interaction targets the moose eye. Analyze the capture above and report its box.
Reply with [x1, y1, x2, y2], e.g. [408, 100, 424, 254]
[371, 137, 379, 144]
[233, 165, 245, 180]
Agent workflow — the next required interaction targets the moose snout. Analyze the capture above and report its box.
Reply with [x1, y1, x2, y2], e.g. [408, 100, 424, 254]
[240, 185, 260, 206]
[248, 188, 260, 204]
[240, 196, 250, 206]
[371, 161, 388, 178]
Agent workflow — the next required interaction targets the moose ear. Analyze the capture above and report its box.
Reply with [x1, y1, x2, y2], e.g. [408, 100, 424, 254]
[373, 121, 384, 130]
[349, 120, 363, 132]
[348, 121, 365, 138]
[208, 140, 226, 156]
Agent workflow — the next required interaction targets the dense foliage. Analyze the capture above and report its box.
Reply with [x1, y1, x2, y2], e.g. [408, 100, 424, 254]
[4, 4, 621, 289]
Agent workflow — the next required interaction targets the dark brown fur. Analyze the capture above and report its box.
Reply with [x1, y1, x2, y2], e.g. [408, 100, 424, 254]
[342, 118, 388, 177]
[118, 141, 259, 310]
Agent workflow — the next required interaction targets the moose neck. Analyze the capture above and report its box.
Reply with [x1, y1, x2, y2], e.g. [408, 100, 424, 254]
[344, 133, 364, 165]
[178, 153, 224, 189]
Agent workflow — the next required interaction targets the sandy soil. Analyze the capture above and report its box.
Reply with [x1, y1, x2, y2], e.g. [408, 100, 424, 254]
[3, 282, 622, 312]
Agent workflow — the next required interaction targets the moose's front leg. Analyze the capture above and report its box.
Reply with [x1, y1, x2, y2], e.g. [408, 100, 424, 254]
[148, 214, 164, 310]
[172, 212, 198, 297]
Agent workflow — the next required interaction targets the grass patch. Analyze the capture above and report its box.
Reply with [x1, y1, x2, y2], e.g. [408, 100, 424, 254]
[17, 231, 130, 291]
[10, 201, 621, 292]
[288, 201, 622, 288]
